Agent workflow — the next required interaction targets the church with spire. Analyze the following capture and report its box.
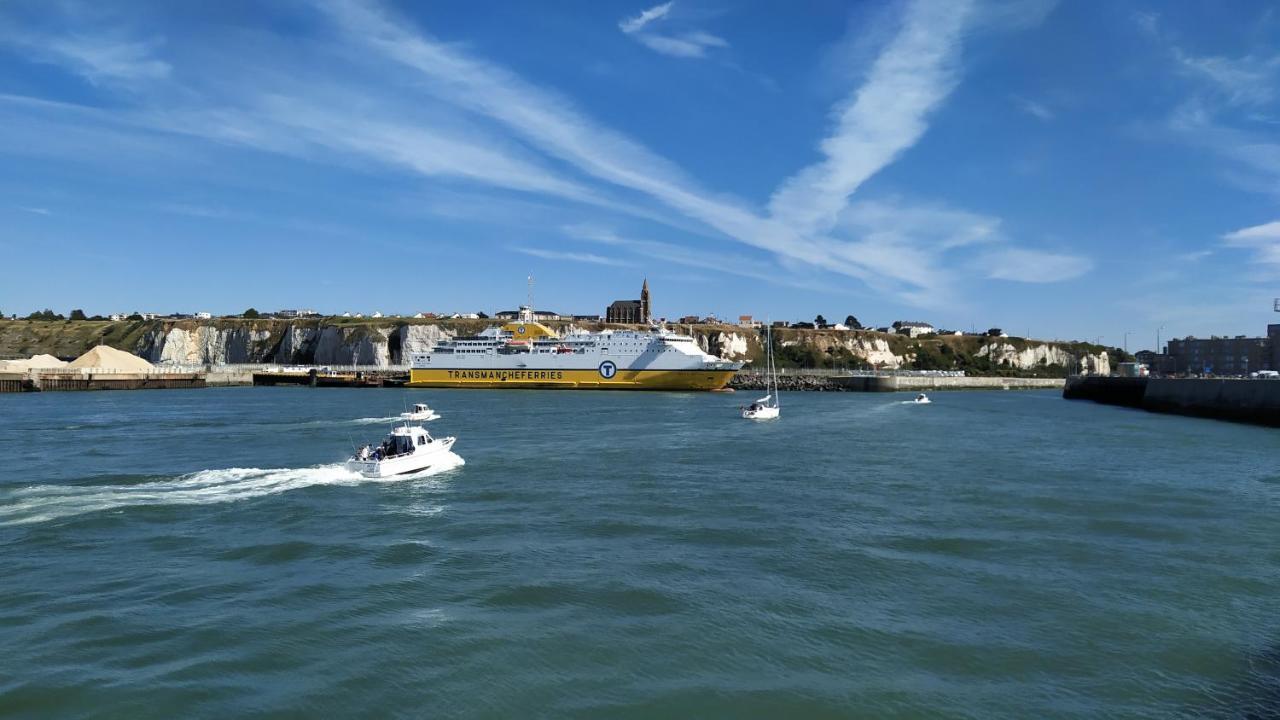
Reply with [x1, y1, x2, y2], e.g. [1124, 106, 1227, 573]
[605, 279, 653, 324]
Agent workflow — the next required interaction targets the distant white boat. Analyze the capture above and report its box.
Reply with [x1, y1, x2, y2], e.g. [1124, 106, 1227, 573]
[400, 403, 440, 422]
[743, 325, 781, 421]
[913, 393, 931, 404]
[347, 424, 456, 478]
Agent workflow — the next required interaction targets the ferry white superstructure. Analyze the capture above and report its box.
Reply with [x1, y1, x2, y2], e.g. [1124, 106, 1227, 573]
[408, 306, 742, 390]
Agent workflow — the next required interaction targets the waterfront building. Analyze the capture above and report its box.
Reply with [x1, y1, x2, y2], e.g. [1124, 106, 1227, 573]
[1166, 330, 1274, 375]
[605, 279, 651, 324]
[276, 309, 319, 318]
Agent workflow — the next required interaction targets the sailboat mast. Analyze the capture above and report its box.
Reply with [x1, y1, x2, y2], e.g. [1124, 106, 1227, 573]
[770, 325, 779, 407]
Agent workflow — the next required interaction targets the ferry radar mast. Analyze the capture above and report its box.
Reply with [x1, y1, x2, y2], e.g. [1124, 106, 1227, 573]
[521, 274, 535, 323]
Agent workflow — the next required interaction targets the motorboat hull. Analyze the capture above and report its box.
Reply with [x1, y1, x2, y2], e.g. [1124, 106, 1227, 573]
[346, 437, 456, 478]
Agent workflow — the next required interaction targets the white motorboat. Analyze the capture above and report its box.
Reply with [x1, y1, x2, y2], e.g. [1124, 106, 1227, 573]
[347, 424, 456, 478]
[743, 325, 781, 420]
[399, 403, 440, 422]
[913, 393, 931, 404]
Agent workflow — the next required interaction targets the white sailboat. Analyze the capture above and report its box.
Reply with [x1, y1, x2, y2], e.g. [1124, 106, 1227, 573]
[743, 325, 781, 420]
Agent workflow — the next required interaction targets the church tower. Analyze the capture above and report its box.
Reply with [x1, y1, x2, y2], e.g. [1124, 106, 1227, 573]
[640, 278, 651, 323]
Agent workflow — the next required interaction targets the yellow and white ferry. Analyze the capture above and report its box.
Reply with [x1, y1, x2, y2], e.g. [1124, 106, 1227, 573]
[407, 307, 742, 390]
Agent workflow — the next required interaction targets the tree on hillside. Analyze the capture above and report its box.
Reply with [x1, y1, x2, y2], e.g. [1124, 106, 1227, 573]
[242, 308, 260, 319]
[814, 314, 828, 327]
[69, 309, 87, 321]
[25, 309, 64, 321]
[844, 315, 862, 329]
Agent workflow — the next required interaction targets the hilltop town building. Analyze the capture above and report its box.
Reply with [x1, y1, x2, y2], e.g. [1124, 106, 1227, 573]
[893, 321, 935, 338]
[606, 279, 652, 324]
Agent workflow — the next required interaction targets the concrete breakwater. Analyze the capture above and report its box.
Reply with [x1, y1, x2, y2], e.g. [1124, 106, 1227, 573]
[732, 372, 1065, 392]
[1063, 376, 1280, 427]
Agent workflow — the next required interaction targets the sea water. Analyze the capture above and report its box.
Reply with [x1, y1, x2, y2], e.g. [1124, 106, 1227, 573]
[1, 388, 1278, 718]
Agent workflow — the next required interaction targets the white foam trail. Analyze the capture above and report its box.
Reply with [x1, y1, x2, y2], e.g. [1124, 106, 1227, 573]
[0, 453, 465, 526]
[297, 416, 401, 427]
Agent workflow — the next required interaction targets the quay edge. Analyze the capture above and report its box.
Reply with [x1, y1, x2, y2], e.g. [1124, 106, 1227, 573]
[1063, 375, 1280, 427]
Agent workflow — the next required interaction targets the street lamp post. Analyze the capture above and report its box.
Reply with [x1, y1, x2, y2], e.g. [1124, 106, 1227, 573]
[1123, 331, 1132, 355]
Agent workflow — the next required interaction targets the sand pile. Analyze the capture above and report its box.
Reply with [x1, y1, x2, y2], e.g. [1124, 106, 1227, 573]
[67, 346, 154, 371]
[0, 354, 69, 372]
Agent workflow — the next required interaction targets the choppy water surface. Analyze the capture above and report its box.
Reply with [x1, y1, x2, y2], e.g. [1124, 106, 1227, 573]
[1, 388, 1278, 718]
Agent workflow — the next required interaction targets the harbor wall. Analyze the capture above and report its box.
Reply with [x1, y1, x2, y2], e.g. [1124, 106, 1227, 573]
[733, 372, 1064, 392]
[30, 371, 206, 392]
[832, 375, 1064, 392]
[1063, 376, 1280, 427]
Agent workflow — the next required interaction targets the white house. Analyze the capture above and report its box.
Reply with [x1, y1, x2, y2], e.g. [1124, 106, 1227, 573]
[194, 312, 212, 320]
[893, 321, 935, 338]
[371, 311, 383, 318]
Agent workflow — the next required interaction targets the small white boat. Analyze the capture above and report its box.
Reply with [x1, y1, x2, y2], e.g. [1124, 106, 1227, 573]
[347, 424, 456, 478]
[743, 395, 780, 420]
[399, 403, 440, 422]
[913, 393, 931, 404]
[743, 325, 781, 420]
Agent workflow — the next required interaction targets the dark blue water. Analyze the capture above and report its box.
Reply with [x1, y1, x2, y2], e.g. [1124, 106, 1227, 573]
[2, 388, 1279, 718]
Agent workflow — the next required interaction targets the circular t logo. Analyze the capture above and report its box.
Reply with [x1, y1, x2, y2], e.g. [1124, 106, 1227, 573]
[598, 361, 617, 379]
[517, 325, 526, 334]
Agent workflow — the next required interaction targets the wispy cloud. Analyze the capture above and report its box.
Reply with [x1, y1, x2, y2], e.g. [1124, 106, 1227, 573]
[513, 247, 630, 266]
[15, 205, 50, 215]
[563, 224, 834, 291]
[1143, 9, 1280, 198]
[0, 0, 1079, 315]
[1222, 220, 1280, 269]
[618, 2, 728, 59]
[320, 0, 1079, 307]
[1014, 96, 1054, 121]
[619, 2, 673, 34]
[768, 0, 974, 238]
[1174, 49, 1280, 107]
[979, 247, 1092, 283]
[42, 36, 171, 84]
[0, 6, 171, 86]
[634, 31, 728, 59]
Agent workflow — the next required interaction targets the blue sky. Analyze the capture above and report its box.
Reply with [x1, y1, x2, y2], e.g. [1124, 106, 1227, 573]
[2, 0, 1279, 348]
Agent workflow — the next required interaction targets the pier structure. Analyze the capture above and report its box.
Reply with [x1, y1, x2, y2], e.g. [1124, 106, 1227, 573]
[1064, 375, 1280, 427]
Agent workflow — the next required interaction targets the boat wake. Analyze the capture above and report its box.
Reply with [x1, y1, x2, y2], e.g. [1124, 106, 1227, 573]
[0, 454, 465, 526]
[336, 416, 403, 425]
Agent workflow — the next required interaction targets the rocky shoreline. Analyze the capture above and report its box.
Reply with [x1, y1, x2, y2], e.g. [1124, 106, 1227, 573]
[731, 373, 845, 392]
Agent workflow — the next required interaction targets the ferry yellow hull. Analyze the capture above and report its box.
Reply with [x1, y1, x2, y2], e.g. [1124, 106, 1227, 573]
[407, 368, 737, 391]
